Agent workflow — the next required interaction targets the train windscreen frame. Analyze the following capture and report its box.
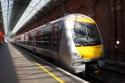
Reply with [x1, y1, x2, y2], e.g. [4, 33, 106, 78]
[72, 22, 101, 46]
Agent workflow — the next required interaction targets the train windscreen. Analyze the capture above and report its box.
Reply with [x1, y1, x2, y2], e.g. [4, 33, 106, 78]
[72, 22, 101, 46]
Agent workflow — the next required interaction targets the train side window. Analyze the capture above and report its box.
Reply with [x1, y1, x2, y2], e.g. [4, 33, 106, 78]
[39, 25, 52, 49]
[36, 31, 41, 41]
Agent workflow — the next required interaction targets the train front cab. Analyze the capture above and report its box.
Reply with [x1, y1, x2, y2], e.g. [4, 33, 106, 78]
[62, 14, 105, 73]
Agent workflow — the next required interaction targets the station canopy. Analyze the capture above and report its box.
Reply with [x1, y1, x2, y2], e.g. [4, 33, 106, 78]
[0, 0, 66, 37]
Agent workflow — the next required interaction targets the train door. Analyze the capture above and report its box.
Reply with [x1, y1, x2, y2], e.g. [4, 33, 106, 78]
[52, 22, 63, 63]
[28, 33, 32, 46]
[31, 31, 37, 52]
[25, 33, 29, 45]
[36, 30, 41, 47]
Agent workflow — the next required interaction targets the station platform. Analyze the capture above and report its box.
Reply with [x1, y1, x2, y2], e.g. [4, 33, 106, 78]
[0, 43, 88, 83]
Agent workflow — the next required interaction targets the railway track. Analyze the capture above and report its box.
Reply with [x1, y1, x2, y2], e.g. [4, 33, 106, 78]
[101, 60, 125, 75]
[79, 60, 125, 83]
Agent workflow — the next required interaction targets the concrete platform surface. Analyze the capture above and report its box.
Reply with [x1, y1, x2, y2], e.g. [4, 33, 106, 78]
[0, 43, 88, 83]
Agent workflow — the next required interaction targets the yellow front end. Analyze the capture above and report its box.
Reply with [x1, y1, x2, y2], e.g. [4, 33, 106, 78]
[76, 45, 103, 61]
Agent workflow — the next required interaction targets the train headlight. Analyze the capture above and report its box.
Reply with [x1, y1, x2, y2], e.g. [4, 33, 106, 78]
[72, 53, 85, 66]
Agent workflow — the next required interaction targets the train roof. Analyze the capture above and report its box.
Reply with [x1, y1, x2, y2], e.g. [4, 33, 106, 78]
[14, 13, 95, 38]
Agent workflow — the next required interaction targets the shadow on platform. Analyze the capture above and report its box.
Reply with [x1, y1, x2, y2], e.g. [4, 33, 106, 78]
[0, 43, 19, 83]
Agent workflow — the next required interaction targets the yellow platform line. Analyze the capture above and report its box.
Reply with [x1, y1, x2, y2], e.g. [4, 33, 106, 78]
[35, 63, 65, 83]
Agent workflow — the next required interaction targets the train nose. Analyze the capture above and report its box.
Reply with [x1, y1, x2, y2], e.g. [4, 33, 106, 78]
[76, 45, 103, 61]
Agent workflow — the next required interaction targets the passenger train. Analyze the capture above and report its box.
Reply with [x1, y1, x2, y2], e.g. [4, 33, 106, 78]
[11, 14, 105, 73]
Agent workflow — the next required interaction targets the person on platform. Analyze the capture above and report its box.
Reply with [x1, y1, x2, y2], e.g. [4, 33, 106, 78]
[0, 31, 4, 46]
